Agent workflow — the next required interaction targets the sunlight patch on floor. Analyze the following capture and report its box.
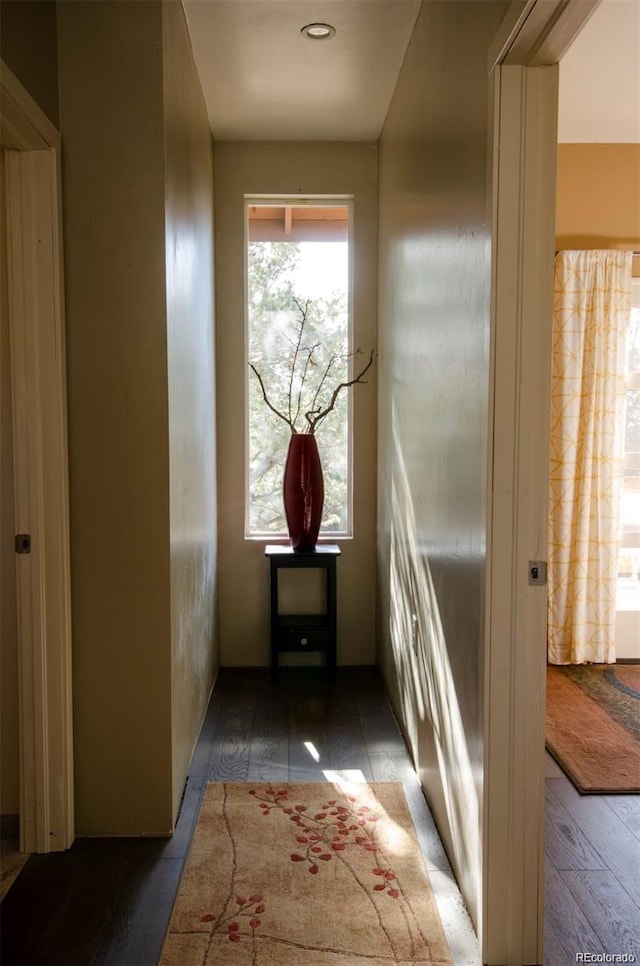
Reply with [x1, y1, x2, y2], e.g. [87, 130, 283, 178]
[319, 772, 415, 859]
[303, 740, 321, 762]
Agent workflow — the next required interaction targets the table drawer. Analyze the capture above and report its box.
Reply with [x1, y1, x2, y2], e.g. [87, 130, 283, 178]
[277, 623, 328, 652]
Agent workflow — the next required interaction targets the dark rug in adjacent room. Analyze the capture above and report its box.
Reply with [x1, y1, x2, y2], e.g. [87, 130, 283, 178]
[546, 664, 640, 794]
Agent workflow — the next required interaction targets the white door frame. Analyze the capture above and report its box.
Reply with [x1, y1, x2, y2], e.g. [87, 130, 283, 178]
[1, 62, 74, 853]
[483, 2, 600, 962]
[484, 63, 559, 965]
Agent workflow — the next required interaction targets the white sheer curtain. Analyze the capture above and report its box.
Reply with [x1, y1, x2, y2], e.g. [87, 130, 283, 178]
[547, 250, 632, 665]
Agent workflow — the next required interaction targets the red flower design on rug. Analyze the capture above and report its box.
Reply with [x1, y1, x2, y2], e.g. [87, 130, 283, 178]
[199, 892, 265, 945]
[250, 784, 405, 899]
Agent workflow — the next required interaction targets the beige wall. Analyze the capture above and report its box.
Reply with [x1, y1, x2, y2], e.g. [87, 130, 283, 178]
[556, 143, 640, 274]
[0, 0, 59, 127]
[58, 0, 218, 835]
[162, 0, 219, 819]
[377, 0, 508, 930]
[0, 149, 19, 815]
[58, 0, 172, 835]
[214, 142, 378, 666]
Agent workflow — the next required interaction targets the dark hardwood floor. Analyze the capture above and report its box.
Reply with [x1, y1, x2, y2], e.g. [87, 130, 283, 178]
[1, 667, 638, 965]
[543, 753, 640, 965]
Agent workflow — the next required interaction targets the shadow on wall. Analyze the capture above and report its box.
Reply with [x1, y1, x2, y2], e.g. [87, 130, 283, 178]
[386, 400, 480, 914]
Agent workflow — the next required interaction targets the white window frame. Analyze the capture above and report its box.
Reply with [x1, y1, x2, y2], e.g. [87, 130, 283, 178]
[243, 194, 355, 541]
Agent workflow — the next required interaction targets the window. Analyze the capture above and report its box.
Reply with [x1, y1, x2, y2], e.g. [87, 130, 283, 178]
[617, 278, 640, 611]
[245, 198, 352, 538]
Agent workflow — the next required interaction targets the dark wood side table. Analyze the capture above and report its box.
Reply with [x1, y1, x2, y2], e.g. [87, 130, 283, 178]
[265, 544, 340, 680]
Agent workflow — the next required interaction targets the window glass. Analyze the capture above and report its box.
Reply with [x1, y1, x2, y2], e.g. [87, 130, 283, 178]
[246, 201, 352, 538]
[617, 284, 640, 611]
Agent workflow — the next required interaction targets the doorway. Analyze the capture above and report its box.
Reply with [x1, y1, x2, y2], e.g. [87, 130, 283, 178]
[0, 144, 25, 893]
[0, 62, 74, 855]
[542, 5, 640, 956]
[482, 1, 616, 961]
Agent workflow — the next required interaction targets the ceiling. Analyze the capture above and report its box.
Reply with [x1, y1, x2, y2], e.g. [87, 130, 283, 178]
[182, 0, 640, 144]
[182, 0, 421, 141]
[557, 0, 640, 142]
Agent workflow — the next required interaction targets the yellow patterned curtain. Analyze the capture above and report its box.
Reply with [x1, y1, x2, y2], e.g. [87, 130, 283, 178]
[548, 250, 632, 665]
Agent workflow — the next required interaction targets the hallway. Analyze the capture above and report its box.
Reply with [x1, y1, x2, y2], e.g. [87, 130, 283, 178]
[2, 667, 638, 964]
[0, 667, 479, 964]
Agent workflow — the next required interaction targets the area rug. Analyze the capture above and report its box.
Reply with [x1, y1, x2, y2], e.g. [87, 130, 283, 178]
[161, 781, 452, 965]
[546, 664, 640, 794]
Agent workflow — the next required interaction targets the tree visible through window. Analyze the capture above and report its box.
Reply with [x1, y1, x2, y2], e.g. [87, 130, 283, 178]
[246, 201, 352, 537]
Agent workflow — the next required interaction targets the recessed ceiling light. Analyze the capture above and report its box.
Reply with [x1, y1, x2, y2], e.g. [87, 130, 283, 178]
[301, 22, 336, 40]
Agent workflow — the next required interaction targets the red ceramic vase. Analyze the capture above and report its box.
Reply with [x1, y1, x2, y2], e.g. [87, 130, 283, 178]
[283, 433, 324, 552]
